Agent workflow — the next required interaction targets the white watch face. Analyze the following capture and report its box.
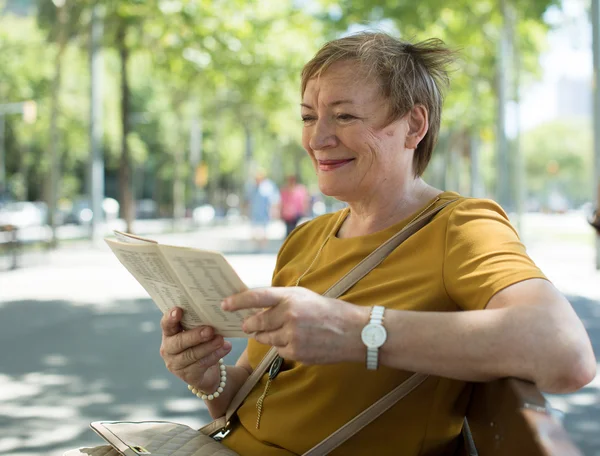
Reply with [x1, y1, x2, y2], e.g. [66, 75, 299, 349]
[361, 324, 387, 349]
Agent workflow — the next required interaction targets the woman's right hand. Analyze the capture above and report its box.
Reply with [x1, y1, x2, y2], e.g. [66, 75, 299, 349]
[160, 307, 232, 391]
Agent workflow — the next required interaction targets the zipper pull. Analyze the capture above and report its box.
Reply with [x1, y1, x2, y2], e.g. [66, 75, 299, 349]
[256, 356, 283, 429]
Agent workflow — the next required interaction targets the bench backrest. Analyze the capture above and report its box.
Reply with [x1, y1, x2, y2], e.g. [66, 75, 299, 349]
[462, 378, 582, 456]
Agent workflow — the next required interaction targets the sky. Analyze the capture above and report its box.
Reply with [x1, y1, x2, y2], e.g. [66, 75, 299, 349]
[520, 0, 593, 130]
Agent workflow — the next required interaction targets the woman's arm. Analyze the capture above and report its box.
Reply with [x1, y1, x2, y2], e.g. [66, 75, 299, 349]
[375, 278, 596, 393]
[224, 281, 596, 395]
[201, 348, 252, 419]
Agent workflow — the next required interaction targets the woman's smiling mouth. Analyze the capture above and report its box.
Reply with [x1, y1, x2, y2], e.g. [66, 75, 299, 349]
[317, 159, 355, 171]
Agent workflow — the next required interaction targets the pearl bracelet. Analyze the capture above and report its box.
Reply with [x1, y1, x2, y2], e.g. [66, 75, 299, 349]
[188, 358, 227, 401]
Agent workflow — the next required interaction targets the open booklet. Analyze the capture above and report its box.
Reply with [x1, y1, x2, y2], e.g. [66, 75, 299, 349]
[104, 231, 254, 337]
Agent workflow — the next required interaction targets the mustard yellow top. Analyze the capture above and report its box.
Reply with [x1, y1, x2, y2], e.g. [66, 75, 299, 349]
[223, 192, 547, 456]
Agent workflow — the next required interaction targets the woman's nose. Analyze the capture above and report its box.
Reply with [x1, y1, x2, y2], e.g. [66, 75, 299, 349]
[308, 119, 338, 151]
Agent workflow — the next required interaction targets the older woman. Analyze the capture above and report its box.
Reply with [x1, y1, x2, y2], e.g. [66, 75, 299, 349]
[160, 32, 596, 455]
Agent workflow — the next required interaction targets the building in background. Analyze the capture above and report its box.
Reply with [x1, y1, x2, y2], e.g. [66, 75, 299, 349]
[521, 0, 592, 130]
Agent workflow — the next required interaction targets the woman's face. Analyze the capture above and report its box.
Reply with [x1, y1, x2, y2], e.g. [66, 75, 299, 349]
[301, 61, 416, 202]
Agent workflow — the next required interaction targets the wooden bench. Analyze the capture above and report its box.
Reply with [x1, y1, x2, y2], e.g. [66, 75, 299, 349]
[458, 378, 582, 456]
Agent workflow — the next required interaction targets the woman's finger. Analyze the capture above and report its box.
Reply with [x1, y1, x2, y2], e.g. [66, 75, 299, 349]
[243, 307, 286, 333]
[162, 326, 215, 356]
[222, 288, 289, 311]
[254, 328, 289, 348]
[161, 307, 183, 337]
[176, 342, 232, 385]
[169, 337, 231, 371]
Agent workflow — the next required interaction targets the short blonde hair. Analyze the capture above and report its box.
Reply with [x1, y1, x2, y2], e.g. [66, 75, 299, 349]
[301, 32, 454, 176]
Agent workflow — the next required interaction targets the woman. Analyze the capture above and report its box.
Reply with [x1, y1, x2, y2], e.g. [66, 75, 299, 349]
[160, 32, 596, 455]
[246, 169, 280, 251]
[280, 175, 309, 237]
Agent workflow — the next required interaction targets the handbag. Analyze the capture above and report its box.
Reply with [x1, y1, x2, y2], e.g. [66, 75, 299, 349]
[65, 198, 459, 456]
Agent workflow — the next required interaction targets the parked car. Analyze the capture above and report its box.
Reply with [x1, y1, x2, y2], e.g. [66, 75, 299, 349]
[192, 204, 216, 225]
[64, 197, 120, 225]
[136, 199, 158, 219]
[0, 191, 12, 209]
[0, 201, 48, 228]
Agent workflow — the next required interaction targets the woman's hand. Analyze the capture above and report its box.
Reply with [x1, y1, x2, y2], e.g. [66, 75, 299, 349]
[222, 287, 368, 365]
[160, 307, 232, 391]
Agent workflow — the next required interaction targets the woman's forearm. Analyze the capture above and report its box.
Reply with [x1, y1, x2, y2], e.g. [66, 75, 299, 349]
[199, 364, 251, 419]
[377, 302, 594, 393]
[223, 284, 594, 395]
[344, 295, 594, 393]
[380, 307, 531, 381]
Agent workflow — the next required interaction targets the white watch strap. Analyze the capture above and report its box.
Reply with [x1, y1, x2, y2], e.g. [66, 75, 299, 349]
[366, 349, 378, 370]
[366, 306, 385, 370]
[370, 305, 385, 323]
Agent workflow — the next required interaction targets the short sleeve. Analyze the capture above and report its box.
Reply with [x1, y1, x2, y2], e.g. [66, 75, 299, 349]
[443, 199, 547, 311]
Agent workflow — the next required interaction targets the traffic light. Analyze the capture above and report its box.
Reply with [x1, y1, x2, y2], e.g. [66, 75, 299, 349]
[195, 163, 208, 187]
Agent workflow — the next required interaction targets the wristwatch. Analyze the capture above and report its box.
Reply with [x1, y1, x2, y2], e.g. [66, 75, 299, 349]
[361, 305, 387, 370]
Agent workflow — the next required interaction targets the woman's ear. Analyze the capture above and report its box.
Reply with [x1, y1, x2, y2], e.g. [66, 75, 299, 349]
[404, 105, 429, 150]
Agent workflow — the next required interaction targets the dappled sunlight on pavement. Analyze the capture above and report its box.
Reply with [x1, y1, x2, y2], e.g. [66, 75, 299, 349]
[0, 373, 107, 453]
[0, 298, 248, 456]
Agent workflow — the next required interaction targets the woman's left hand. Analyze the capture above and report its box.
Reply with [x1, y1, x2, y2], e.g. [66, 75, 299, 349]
[221, 287, 368, 365]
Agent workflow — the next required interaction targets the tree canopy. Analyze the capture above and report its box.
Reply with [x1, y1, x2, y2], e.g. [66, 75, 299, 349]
[0, 0, 588, 224]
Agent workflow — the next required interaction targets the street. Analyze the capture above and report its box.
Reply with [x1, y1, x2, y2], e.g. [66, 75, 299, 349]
[0, 213, 599, 455]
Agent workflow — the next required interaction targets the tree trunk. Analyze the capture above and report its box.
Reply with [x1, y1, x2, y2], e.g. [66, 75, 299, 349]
[18, 143, 29, 201]
[469, 131, 484, 198]
[208, 109, 222, 206]
[458, 129, 470, 196]
[47, 2, 68, 248]
[496, 0, 511, 211]
[242, 124, 254, 208]
[444, 131, 460, 192]
[169, 98, 187, 228]
[188, 101, 202, 208]
[118, 24, 134, 233]
[173, 143, 186, 226]
[89, 4, 105, 245]
[293, 146, 302, 181]
[512, 7, 525, 234]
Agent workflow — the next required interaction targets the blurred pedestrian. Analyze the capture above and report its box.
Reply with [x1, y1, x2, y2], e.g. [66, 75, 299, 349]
[245, 169, 279, 251]
[279, 174, 309, 237]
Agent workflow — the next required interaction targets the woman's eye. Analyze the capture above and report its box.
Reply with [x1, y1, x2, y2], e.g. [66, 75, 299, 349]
[301, 116, 316, 123]
[336, 114, 356, 121]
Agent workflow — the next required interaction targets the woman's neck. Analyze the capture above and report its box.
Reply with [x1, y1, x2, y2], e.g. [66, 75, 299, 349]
[337, 179, 441, 238]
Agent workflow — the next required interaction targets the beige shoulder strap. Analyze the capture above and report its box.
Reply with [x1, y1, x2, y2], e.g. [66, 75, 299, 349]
[201, 198, 458, 450]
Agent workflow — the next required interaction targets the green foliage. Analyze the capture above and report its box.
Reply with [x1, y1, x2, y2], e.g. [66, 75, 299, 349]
[521, 119, 592, 207]
[323, 0, 557, 128]
[0, 0, 577, 217]
[0, 13, 54, 200]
